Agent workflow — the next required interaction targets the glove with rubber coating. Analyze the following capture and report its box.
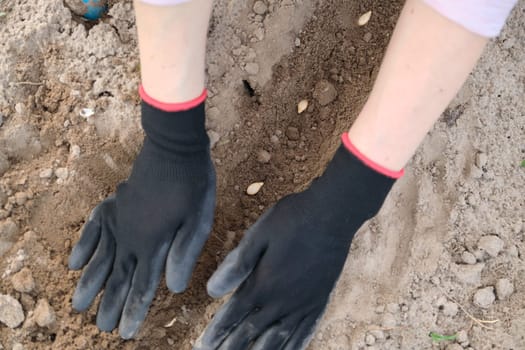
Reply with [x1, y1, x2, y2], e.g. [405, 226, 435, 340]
[195, 139, 396, 350]
[69, 98, 215, 339]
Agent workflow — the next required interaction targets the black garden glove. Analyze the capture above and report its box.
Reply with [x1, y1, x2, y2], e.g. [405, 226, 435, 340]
[69, 97, 215, 339]
[195, 137, 397, 350]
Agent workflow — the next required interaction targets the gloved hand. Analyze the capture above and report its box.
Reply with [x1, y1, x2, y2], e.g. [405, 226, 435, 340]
[195, 134, 400, 350]
[69, 91, 215, 339]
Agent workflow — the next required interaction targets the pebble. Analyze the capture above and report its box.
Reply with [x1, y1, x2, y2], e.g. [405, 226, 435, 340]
[245, 62, 260, 75]
[34, 299, 56, 327]
[475, 152, 488, 168]
[11, 267, 35, 293]
[452, 263, 484, 285]
[386, 303, 400, 313]
[253, 27, 265, 41]
[456, 330, 469, 344]
[39, 168, 53, 179]
[363, 32, 373, 42]
[442, 301, 459, 317]
[70, 145, 81, 159]
[495, 278, 514, 300]
[257, 150, 271, 163]
[253, 1, 268, 15]
[313, 80, 338, 106]
[12, 344, 24, 350]
[207, 130, 220, 149]
[295, 38, 301, 47]
[365, 333, 376, 345]
[473, 286, 495, 308]
[286, 126, 300, 141]
[461, 251, 477, 265]
[0, 152, 9, 176]
[478, 235, 504, 257]
[369, 329, 385, 341]
[0, 219, 19, 240]
[14, 192, 28, 206]
[270, 135, 279, 144]
[0, 294, 25, 328]
[381, 313, 397, 328]
[55, 167, 69, 180]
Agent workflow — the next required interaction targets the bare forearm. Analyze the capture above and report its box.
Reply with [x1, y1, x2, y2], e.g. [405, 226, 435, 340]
[134, 0, 213, 103]
[348, 0, 488, 171]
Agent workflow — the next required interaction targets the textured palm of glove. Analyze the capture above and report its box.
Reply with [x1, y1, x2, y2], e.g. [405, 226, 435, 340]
[195, 144, 395, 350]
[69, 100, 215, 339]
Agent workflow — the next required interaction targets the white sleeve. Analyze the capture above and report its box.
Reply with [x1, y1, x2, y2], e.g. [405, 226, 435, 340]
[423, 0, 519, 37]
[138, 0, 192, 5]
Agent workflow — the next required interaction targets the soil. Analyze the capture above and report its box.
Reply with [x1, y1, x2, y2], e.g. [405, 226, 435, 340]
[0, 0, 524, 349]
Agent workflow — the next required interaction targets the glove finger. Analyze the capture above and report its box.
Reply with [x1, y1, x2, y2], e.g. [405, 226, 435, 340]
[206, 208, 272, 298]
[119, 243, 170, 339]
[250, 317, 299, 350]
[68, 205, 105, 269]
[282, 313, 321, 350]
[166, 185, 215, 293]
[194, 287, 256, 350]
[72, 230, 115, 311]
[216, 307, 275, 350]
[96, 251, 136, 333]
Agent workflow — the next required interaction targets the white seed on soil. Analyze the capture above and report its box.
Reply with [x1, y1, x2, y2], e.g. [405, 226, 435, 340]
[297, 100, 309, 114]
[247, 182, 264, 195]
[358, 10, 372, 26]
[473, 286, 495, 308]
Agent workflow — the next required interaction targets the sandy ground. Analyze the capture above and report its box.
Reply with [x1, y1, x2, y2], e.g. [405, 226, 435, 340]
[0, 0, 524, 349]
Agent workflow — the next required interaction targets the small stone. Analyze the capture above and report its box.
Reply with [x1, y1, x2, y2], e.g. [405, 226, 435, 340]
[365, 333, 376, 345]
[257, 150, 271, 164]
[167, 338, 174, 346]
[495, 278, 514, 300]
[0, 152, 9, 176]
[452, 263, 485, 285]
[473, 286, 495, 308]
[381, 313, 397, 328]
[478, 235, 504, 257]
[34, 299, 56, 327]
[55, 167, 69, 180]
[245, 62, 260, 75]
[14, 192, 28, 206]
[253, 1, 267, 15]
[442, 302, 459, 317]
[456, 330, 469, 344]
[12, 344, 24, 350]
[286, 127, 300, 141]
[253, 27, 265, 41]
[363, 32, 372, 42]
[39, 168, 53, 179]
[0, 294, 25, 328]
[207, 130, 220, 149]
[270, 135, 279, 144]
[369, 329, 385, 341]
[313, 80, 338, 106]
[475, 153, 488, 168]
[11, 268, 35, 293]
[461, 251, 477, 265]
[386, 303, 399, 313]
[70, 145, 81, 159]
[295, 38, 301, 47]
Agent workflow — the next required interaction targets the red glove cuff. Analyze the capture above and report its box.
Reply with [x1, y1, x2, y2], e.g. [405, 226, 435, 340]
[139, 84, 207, 112]
[341, 133, 404, 179]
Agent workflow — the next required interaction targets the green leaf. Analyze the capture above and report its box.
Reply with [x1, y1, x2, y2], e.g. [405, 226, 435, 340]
[429, 332, 457, 342]
[521, 160, 525, 168]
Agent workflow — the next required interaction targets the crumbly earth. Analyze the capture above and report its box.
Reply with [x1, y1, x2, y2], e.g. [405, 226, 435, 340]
[0, 0, 524, 349]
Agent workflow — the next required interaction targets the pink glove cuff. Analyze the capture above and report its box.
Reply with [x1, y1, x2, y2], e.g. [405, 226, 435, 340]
[341, 133, 404, 179]
[139, 85, 207, 112]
